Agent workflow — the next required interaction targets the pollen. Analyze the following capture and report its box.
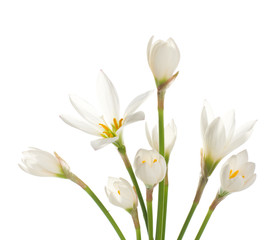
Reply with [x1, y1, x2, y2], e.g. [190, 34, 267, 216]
[229, 169, 239, 179]
[153, 159, 157, 163]
[142, 160, 146, 164]
[117, 190, 120, 195]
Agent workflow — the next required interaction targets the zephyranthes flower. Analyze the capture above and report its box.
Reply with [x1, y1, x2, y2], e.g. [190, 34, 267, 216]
[19, 148, 70, 178]
[145, 120, 177, 160]
[219, 150, 256, 196]
[147, 36, 180, 87]
[200, 100, 256, 177]
[60, 70, 152, 150]
[134, 149, 166, 188]
[105, 177, 138, 211]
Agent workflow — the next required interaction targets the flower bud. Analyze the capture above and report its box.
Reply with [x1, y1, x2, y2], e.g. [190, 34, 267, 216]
[105, 177, 138, 211]
[147, 36, 180, 86]
[134, 149, 166, 188]
[145, 120, 177, 161]
[19, 148, 70, 178]
[219, 150, 256, 196]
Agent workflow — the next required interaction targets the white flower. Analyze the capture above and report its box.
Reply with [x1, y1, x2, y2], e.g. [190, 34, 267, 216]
[145, 120, 177, 159]
[60, 70, 152, 150]
[134, 149, 166, 188]
[201, 100, 256, 176]
[19, 148, 70, 178]
[105, 177, 138, 211]
[219, 150, 256, 195]
[147, 36, 180, 85]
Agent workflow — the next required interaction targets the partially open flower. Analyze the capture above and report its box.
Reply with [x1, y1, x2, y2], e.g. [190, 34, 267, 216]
[219, 150, 256, 196]
[200, 100, 256, 177]
[134, 149, 166, 188]
[105, 177, 138, 211]
[60, 70, 152, 150]
[19, 148, 70, 178]
[145, 120, 177, 160]
[147, 36, 180, 86]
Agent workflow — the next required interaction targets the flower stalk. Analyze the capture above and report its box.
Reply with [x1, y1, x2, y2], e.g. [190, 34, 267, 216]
[117, 144, 148, 230]
[131, 208, 141, 240]
[69, 173, 126, 240]
[147, 187, 154, 240]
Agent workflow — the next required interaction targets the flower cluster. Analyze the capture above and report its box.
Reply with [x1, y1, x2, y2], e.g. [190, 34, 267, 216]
[20, 36, 257, 240]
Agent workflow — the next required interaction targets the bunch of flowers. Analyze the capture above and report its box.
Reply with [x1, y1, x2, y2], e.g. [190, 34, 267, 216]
[20, 36, 256, 240]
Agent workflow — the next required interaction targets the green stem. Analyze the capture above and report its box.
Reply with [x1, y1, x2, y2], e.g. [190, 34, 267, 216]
[118, 145, 148, 230]
[177, 175, 208, 240]
[162, 169, 169, 240]
[69, 173, 126, 240]
[147, 188, 154, 240]
[131, 208, 141, 240]
[195, 208, 213, 240]
[155, 90, 166, 240]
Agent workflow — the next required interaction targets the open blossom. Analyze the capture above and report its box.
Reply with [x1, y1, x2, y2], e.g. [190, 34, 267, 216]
[60, 70, 152, 150]
[147, 36, 180, 85]
[201, 100, 256, 176]
[145, 120, 177, 159]
[134, 149, 166, 188]
[19, 148, 70, 178]
[105, 177, 138, 211]
[219, 150, 256, 195]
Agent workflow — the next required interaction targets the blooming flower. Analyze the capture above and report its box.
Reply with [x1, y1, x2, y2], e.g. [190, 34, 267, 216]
[60, 70, 152, 150]
[145, 120, 177, 160]
[134, 149, 166, 188]
[219, 150, 256, 195]
[147, 36, 180, 86]
[19, 148, 70, 178]
[200, 100, 256, 177]
[105, 177, 138, 211]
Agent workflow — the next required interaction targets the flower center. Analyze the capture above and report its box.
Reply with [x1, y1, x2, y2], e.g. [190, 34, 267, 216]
[99, 118, 123, 138]
[229, 169, 245, 179]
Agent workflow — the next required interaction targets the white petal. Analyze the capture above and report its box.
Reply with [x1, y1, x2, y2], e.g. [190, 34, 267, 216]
[123, 111, 145, 126]
[69, 95, 102, 125]
[200, 100, 215, 139]
[145, 123, 154, 149]
[204, 117, 226, 161]
[222, 110, 235, 143]
[165, 119, 177, 154]
[90, 136, 119, 150]
[151, 125, 159, 151]
[124, 90, 153, 117]
[96, 70, 120, 124]
[223, 120, 257, 157]
[147, 36, 154, 65]
[60, 114, 100, 136]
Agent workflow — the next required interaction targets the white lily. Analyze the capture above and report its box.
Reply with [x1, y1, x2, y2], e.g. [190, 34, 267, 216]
[147, 36, 180, 86]
[134, 149, 166, 188]
[60, 70, 152, 150]
[200, 100, 256, 176]
[105, 177, 138, 211]
[19, 148, 70, 178]
[145, 120, 177, 160]
[219, 150, 256, 195]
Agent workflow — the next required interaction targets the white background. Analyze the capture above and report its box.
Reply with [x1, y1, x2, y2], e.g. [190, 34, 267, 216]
[1, 0, 279, 239]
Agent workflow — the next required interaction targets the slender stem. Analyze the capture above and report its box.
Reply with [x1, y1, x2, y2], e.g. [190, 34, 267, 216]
[195, 209, 213, 240]
[162, 169, 169, 240]
[118, 145, 148, 230]
[147, 188, 154, 240]
[195, 193, 224, 240]
[156, 90, 166, 240]
[69, 173, 126, 240]
[131, 208, 141, 240]
[177, 175, 208, 240]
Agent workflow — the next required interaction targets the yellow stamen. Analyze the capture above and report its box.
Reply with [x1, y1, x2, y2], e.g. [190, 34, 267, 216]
[113, 118, 119, 130]
[117, 190, 120, 195]
[99, 123, 110, 132]
[242, 175, 245, 178]
[153, 159, 157, 163]
[229, 169, 239, 179]
[142, 160, 146, 164]
[119, 118, 123, 128]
